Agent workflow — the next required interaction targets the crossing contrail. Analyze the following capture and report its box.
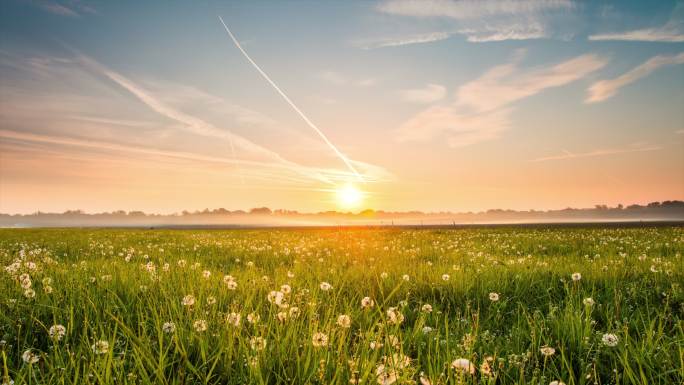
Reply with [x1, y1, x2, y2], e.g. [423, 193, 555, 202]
[218, 15, 363, 182]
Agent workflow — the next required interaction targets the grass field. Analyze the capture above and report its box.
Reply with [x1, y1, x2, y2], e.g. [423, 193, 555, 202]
[1, 226, 682, 385]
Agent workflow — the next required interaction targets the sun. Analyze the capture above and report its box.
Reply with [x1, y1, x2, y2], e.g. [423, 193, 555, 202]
[336, 184, 363, 208]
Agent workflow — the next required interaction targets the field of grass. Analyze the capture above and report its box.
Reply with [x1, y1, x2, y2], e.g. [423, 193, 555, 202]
[1, 226, 682, 385]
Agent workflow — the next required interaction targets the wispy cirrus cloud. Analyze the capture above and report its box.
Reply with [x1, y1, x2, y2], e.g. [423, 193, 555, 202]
[364, 0, 574, 47]
[589, 4, 684, 43]
[377, 0, 573, 19]
[400, 84, 447, 104]
[586, 52, 684, 103]
[32, 0, 96, 17]
[532, 143, 661, 162]
[396, 50, 607, 147]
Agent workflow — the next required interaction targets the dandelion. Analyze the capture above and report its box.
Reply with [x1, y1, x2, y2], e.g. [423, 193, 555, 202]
[202, 270, 211, 279]
[441, 274, 450, 281]
[20, 278, 32, 289]
[361, 296, 375, 308]
[386, 307, 405, 325]
[571, 272, 582, 281]
[601, 333, 619, 347]
[583, 297, 595, 306]
[549, 381, 567, 385]
[23, 288, 35, 299]
[182, 294, 195, 307]
[48, 324, 66, 341]
[421, 304, 433, 313]
[206, 296, 217, 305]
[402, 274, 410, 281]
[226, 312, 241, 327]
[540, 346, 556, 357]
[280, 284, 292, 294]
[451, 358, 475, 374]
[250, 336, 266, 351]
[247, 312, 260, 324]
[267, 290, 284, 305]
[276, 311, 288, 322]
[223, 274, 235, 284]
[289, 306, 300, 318]
[480, 356, 494, 377]
[312, 332, 329, 347]
[337, 314, 351, 328]
[193, 319, 208, 332]
[43, 285, 53, 294]
[162, 322, 176, 334]
[287, 271, 295, 278]
[489, 292, 500, 302]
[226, 280, 237, 290]
[419, 373, 432, 385]
[91, 340, 109, 354]
[22, 349, 40, 364]
[319, 282, 332, 291]
[177, 259, 186, 267]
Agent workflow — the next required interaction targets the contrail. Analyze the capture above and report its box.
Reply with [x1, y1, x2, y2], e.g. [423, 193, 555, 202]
[218, 15, 363, 182]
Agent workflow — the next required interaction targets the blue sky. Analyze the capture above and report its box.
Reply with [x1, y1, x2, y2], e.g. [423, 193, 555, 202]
[1, 0, 683, 213]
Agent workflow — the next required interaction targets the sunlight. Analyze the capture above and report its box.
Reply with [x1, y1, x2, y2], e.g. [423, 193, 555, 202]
[336, 184, 363, 208]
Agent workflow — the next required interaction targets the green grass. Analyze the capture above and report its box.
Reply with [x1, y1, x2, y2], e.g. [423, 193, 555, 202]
[0, 226, 682, 385]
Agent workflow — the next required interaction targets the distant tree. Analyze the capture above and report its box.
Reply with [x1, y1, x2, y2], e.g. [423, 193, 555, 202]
[249, 207, 272, 215]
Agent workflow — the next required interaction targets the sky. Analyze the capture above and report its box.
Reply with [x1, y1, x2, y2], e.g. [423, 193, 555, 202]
[1, 0, 683, 214]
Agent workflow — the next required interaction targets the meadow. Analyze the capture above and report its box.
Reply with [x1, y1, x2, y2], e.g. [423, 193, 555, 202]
[0, 226, 682, 385]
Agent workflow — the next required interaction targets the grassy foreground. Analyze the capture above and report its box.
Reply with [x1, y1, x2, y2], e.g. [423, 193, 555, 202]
[0, 226, 682, 385]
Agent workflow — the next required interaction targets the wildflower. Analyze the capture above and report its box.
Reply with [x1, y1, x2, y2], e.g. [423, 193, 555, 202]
[549, 381, 566, 385]
[250, 336, 267, 351]
[489, 292, 499, 302]
[43, 286, 53, 294]
[206, 296, 217, 305]
[380, 272, 388, 279]
[319, 282, 332, 291]
[386, 307, 405, 325]
[226, 312, 241, 327]
[48, 324, 66, 341]
[451, 358, 475, 374]
[419, 373, 432, 385]
[337, 314, 351, 328]
[226, 280, 238, 290]
[193, 320, 208, 332]
[402, 274, 410, 281]
[480, 356, 494, 377]
[601, 333, 619, 347]
[276, 311, 288, 322]
[182, 294, 195, 307]
[91, 340, 109, 354]
[361, 296, 375, 308]
[441, 274, 450, 281]
[540, 346, 556, 357]
[583, 297, 595, 306]
[422, 326, 433, 334]
[177, 259, 186, 267]
[23, 288, 35, 299]
[267, 291, 284, 305]
[312, 332, 329, 347]
[223, 274, 235, 284]
[202, 270, 211, 279]
[162, 322, 176, 334]
[287, 271, 295, 278]
[421, 304, 433, 313]
[22, 349, 40, 364]
[280, 284, 292, 294]
[247, 312, 260, 324]
[571, 272, 582, 281]
[20, 278, 32, 289]
[289, 306, 300, 318]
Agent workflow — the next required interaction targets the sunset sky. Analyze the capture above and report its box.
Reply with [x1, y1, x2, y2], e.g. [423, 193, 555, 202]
[1, 0, 683, 214]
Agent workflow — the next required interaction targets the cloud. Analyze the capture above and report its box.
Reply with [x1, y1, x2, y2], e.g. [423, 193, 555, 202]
[400, 84, 447, 103]
[396, 51, 607, 147]
[316, 70, 377, 87]
[588, 5, 684, 42]
[357, 32, 452, 49]
[33, 1, 96, 17]
[366, 0, 573, 46]
[377, 0, 573, 20]
[586, 52, 684, 103]
[532, 143, 661, 161]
